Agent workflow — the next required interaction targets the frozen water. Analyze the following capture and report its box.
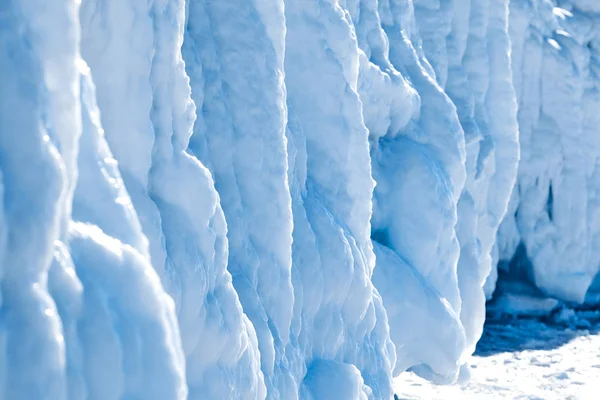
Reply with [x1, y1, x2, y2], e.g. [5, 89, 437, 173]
[494, 0, 600, 303]
[1, 0, 599, 399]
[79, 0, 265, 397]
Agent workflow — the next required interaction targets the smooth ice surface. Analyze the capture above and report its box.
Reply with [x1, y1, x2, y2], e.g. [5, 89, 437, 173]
[2, 0, 600, 399]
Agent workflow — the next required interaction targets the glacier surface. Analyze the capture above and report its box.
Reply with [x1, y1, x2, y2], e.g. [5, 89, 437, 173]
[0, 0, 598, 398]
[493, 0, 600, 305]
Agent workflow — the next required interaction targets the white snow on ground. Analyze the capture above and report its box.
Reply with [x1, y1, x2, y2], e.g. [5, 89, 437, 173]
[395, 308, 600, 400]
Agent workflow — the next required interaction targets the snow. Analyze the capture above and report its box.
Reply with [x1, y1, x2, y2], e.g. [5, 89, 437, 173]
[395, 308, 600, 399]
[0, 0, 599, 398]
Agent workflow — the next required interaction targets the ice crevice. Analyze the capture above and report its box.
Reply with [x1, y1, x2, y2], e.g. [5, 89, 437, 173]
[1, 0, 599, 399]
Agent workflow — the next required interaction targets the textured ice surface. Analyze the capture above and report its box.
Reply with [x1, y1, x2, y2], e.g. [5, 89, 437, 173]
[79, 0, 265, 398]
[0, 2, 186, 398]
[3, 0, 600, 398]
[182, 1, 293, 396]
[362, 0, 519, 381]
[493, 0, 600, 303]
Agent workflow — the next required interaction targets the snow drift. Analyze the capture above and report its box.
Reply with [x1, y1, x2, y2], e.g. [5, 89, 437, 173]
[0, 0, 598, 398]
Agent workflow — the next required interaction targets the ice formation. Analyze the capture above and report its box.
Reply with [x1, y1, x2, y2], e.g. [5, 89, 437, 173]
[1, 0, 599, 398]
[491, 0, 600, 306]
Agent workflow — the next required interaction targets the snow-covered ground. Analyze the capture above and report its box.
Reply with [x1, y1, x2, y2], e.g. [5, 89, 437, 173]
[395, 307, 600, 399]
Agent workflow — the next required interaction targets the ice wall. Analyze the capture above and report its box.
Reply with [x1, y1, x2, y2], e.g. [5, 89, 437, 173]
[0, 1, 187, 398]
[493, 0, 600, 304]
[182, 1, 295, 396]
[79, 0, 266, 398]
[1, 0, 401, 398]
[410, 0, 520, 358]
[348, 0, 519, 382]
[181, 0, 521, 390]
[283, 2, 396, 398]
[19, 0, 600, 398]
[356, 0, 469, 382]
[181, 0, 396, 398]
